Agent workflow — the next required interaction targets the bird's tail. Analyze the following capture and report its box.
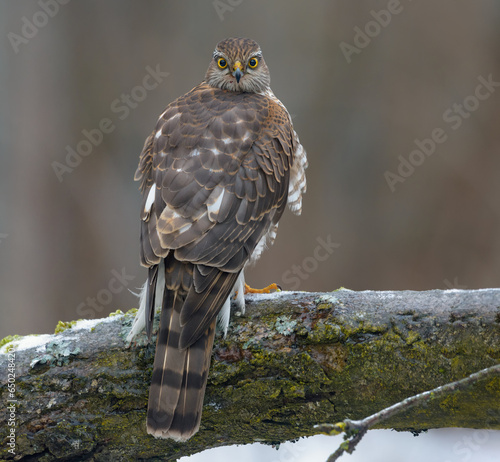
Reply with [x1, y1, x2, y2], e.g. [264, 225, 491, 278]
[146, 287, 216, 441]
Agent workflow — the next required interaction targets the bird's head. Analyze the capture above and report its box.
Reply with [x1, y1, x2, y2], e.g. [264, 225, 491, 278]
[205, 37, 270, 93]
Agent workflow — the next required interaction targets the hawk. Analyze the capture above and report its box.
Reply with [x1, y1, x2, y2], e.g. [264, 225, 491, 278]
[127, 37, 307, 441]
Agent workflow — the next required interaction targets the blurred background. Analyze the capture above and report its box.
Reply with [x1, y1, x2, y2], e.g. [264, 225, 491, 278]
[1, 1, 499, 460]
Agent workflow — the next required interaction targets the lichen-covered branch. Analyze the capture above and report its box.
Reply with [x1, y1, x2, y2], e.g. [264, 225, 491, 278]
[1, 289, 500, 461]
[316, 363, 500, 461]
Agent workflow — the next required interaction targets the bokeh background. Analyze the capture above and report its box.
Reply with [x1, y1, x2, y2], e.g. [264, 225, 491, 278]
[1, 1, 499, 461]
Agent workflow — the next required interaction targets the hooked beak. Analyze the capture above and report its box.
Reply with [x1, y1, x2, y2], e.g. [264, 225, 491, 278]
[232, 61, 244, 83]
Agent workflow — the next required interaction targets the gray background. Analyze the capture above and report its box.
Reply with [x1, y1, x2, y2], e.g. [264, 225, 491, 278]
[1, 1, 499, 460]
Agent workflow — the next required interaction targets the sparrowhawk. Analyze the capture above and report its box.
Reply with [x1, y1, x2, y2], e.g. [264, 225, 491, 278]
[127, 37, 307, 441]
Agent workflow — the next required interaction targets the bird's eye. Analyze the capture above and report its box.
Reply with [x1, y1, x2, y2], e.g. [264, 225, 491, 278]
[217, 58, 228, 69]
[248, 57, 259, 69]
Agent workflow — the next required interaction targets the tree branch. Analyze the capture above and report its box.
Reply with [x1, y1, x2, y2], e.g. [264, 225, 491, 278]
[1, 289, 500, 461]
[316, 363, 500, 461]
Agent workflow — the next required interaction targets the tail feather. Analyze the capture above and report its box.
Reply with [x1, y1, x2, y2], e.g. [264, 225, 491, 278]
[147, 289, 185, 434]
[145, 265, 159, 339]
[145, 254, 238, 441]
[147, 286, 217, 441]
[167, 319, 216, 440]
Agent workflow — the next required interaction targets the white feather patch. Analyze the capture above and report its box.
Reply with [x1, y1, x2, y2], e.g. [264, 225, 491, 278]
[216, 297, 231, 336]
[144, 184, 156, 214]
[126, 281, 148, 342]
[287, 133, 307, 216]
[127, 264, 165, 343]
[177, 222, 192, 234]
[207, 188, 224, 222]
[232, 272, 246, 316]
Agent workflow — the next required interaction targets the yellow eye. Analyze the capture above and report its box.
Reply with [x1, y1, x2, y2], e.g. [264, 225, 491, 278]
[248, 57, 258, 69]
[217, 58, 228, 69]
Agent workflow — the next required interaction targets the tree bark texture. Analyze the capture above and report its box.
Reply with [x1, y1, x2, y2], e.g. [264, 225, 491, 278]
[1, 289, 499, 461]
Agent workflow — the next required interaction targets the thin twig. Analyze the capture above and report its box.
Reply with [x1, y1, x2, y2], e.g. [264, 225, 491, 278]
[316, 363, 500, 462]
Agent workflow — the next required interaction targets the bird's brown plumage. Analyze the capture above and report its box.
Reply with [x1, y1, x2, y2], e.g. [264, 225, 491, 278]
[130, 37, 307, 441]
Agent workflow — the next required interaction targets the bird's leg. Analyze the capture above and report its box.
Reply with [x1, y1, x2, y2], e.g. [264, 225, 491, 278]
[244, 283, 281, 294]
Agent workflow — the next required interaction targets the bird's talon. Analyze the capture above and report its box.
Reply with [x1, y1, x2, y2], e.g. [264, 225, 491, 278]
[244, 282, 281, 294]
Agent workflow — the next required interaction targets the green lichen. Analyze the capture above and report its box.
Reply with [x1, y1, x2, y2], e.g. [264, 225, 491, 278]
[307, 319, 343, 343]
[314, 295, 342, 311]
[275, 315, 297, 335]
[405, 330, 421, 345]
[30, 340, 81, 368]
[0, 334, 22, 349]
[109, 309, 124, 317]
[54, 320, 81, 334]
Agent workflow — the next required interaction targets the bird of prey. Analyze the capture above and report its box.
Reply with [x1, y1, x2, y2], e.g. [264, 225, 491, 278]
[127, 37, 307, 441]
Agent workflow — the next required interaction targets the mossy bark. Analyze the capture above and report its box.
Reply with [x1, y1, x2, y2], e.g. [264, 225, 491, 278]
[1, 289, 499, 461]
